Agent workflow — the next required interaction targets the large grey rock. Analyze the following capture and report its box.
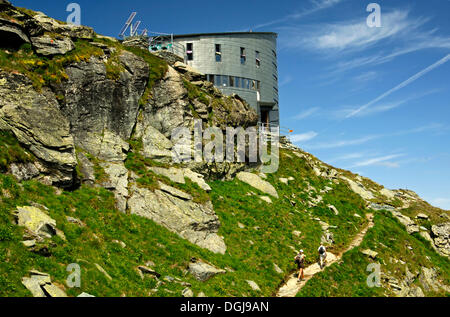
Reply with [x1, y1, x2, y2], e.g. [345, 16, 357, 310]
[22, 271, 67, 297]
[76, 152, 95, 185]
[100, 162, 129, 213]
[392, 211, 420, 234]
[128, 184, 226, 254]
[30, 35, 74, 56]
[173, 62, 206, 81]
[0, 71, 77, 187]
[431, 223, 450, 257]
[32, 12, 94, 39]
[14, 206, 57, 240]
[236, 172, 278, 198]
[188, 260, 226, 282]
[9, 162, 40, 181]
[183, 169, 212, 192]
[149, 167, 185, 184]
[61, 51, 149, 161]
[134, 123, 173, 162]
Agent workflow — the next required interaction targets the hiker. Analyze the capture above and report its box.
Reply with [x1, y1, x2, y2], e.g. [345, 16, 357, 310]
[318, 244, 327, 269]
[294, 250, 306, 282]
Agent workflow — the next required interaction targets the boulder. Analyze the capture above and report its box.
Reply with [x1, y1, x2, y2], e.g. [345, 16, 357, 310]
[9, 162, 40, 181]
[341, 176, 374, 201]
[137, 265, 161, 278]
[173, 61, 206, 81]
[134, 123, 173, 163]
[128, 184, 226, 254]
[246, 280, 261, 292]
[183, 169, 212, 192]
[32, 12, 94, 39]
[361, 249, 378, 259]
[30, 35, 74, 56]
[76, 152, 95, 185]
[236, 172, 278, 198]
[149, 166, 185, 184]
[182, 288, 194, 297]
[78, 292, 95, 297]
[188, 260, 226, 282]
[431, 223, 450, 257]
[416, 213, 429, 220]
[22, 271, 67, 297]
[328, 205, 339, 215]
[260, 196, 272, 204]
[14, 206, 57, 240]
[392, 211, 420, 234]
[273, 263, 283, 274]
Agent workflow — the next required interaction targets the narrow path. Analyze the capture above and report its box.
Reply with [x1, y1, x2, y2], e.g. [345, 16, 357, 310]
[276, 213, 374, 297]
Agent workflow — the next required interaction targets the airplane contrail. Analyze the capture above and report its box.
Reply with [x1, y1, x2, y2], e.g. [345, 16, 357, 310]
[346, 53, 450, 118]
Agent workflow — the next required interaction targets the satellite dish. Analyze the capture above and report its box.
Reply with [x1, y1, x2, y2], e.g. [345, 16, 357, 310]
[119, 12, 137, 38]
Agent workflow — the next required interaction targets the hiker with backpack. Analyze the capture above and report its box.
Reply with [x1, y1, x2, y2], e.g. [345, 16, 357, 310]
[318, 244, 327, 269]
[294, 250, 306, 282]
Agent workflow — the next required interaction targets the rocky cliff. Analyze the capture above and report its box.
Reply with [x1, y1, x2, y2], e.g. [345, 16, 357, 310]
[0, 1, 448, 298]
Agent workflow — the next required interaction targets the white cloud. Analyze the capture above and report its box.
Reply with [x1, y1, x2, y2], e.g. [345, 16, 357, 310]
[294, 107, 320, 120]
[290, 131, 318, 143]
[307, 135, 377, 149]
[251, 0, 343, 30]
[351, 154, 405, 168]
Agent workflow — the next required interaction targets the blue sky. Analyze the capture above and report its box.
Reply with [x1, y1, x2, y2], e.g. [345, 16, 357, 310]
[11, 0, 450, 210]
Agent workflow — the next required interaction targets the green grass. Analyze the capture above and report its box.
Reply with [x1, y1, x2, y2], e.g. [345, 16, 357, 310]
[297, 209, 450, 297]
[0, 130, 35, 172]
[0, 41, 103, 90]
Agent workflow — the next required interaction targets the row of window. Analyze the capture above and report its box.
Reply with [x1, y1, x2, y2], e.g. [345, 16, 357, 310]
[207, 74, 261, 91]
[186, 43, 276, 70]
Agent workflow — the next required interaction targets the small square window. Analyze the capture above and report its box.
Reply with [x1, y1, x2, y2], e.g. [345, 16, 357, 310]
[256, 51, 261, 68]
[215, 44, 222, 62]
[186, 43, 193, 61]
[240, 47, 246, 64]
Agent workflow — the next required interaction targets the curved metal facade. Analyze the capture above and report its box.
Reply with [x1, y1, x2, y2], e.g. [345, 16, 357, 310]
[173, 32, 279, 126]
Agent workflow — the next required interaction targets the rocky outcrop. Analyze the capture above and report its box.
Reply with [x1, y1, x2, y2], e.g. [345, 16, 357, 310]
[30, 35, 75, 56]
[22, 270, 67, 297]
[61, 51, 149, 161]
[0, 71, 77, 186]
[32, 12, 94, 39]
[14, 206, 57, 240]
[392, 211, 419, 234]
[431, 223, 450, 257]
[128, 184, 226, 254]
[122, 35, 149, 51]
[0, 18, 30, 49]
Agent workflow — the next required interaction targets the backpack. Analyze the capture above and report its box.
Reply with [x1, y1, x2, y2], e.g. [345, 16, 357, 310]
[319, 247, 325, 255]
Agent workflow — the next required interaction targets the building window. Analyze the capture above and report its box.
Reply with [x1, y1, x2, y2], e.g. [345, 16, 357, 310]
[256, 81, 261, 92]
[235, 77, 240, 88]
[272, 49, 277, 58]
[208, 74, 215, 85]
[186, 43, 193, 61]
[273, 74, 278, 81]
[240, 47, 246, 64]
[256, 51, 261, 68]
[215, 44, 222, 62]
[272, 62, 277, 70]
[229, 76, 235, 87]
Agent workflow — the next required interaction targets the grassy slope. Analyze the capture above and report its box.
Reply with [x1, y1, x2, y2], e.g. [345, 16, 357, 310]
[0, 144, 373, 297]
[297, 209, 450, 297]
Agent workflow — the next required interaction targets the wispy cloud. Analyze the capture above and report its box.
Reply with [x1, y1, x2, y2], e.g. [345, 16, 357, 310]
[351, 154, 405, 168]
[279, 75, 293, 87]
[290, 131, 318, 143]
[294, 107, 320, 120]
[307, 123, 446, 149]
[346, 54, 450, 118]
[250, 0, 343, 30]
